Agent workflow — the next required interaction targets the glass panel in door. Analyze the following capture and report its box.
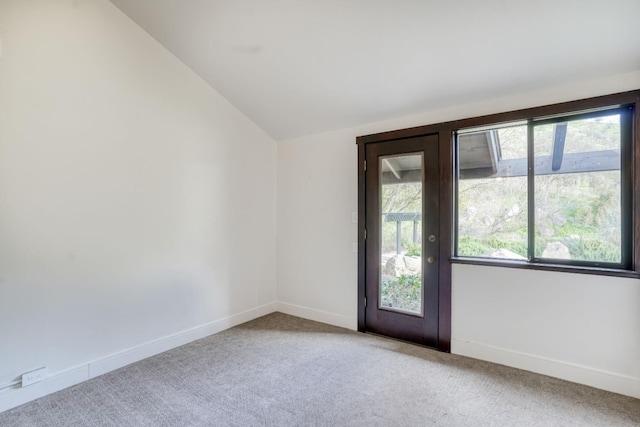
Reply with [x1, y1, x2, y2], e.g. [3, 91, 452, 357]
[379, 153, 423, 316]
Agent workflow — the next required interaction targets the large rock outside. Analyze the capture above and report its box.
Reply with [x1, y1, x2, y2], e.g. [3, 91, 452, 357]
[481, 249, 526, 260]
[383, 255, 422, 277]
[542, 242, 571, 259]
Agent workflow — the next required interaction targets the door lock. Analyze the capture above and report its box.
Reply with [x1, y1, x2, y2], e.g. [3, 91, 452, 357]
[428, 235, 437, 243]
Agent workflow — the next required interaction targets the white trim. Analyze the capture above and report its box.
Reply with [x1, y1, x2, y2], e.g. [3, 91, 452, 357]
[276, 301, 357, 330]
[90, 302, 277, 378]
[0, 380, 21, 392]
[0, 365, 89, 413]
[0, 302, 277, 413]
[452, 338, 640, 399]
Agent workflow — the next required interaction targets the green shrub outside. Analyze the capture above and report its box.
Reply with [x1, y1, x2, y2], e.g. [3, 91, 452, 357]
[380, 274, 421, 313]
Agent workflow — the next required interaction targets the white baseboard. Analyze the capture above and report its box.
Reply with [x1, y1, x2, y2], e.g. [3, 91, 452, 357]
[276, 301, 357, 331]
[0, 302, 277, 413]
[452, 338, 640, 399]
[4, 308, 636, 413]
[0, 365, 89, 414]
[90, 301, 277, 378]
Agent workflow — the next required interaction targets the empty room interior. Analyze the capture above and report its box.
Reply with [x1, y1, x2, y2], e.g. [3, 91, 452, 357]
[1, 0, 640, 425]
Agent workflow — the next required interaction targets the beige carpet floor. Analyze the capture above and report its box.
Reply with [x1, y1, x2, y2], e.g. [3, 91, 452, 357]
[1, 312, 638, 426]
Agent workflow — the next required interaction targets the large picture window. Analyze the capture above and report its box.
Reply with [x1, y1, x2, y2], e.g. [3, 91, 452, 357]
[455, 106, 632, 269]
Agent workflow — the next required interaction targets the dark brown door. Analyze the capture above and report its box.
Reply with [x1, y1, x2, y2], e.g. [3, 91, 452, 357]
[364, 135, 439, 347]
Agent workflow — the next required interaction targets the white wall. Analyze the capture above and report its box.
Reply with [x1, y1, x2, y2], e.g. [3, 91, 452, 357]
[0, 0, 277, 411]
[452, 265, 640, 398]
[277, 130, 358, 329]
[277, 71, 640, 398]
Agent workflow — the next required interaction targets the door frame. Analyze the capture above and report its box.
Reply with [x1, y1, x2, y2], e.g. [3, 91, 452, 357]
[357, 130, 453, 352]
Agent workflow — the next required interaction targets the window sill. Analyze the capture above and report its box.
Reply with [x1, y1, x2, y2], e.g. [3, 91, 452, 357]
[450, 256, 640, 279]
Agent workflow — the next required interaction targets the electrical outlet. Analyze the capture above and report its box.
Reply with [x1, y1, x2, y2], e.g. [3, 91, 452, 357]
[22, 367, 47, 387]
[352, 211, 358, 223]
[352, 242, 358, 253]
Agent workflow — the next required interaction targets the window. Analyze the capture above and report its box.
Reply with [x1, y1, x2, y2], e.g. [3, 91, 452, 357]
[455, 106, 632, 269]
[360, 90, 639, 279]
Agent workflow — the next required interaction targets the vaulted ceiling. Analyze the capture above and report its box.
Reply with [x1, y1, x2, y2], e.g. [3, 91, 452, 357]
[109, 0, 640, 140]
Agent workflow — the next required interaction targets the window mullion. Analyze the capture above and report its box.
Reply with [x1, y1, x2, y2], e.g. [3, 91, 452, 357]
[527, 120, 535, 262]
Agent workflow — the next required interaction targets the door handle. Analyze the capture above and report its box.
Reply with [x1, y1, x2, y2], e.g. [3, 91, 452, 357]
[427, 255, 436, 264]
